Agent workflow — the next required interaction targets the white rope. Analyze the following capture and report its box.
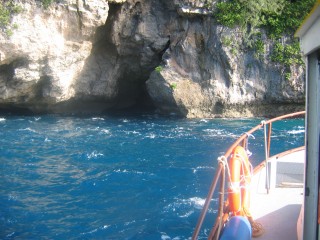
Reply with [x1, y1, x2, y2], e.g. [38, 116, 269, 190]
[218, 155, 231, 182]
[234, 153, 253, 185]
[221, 152, 253, 195]
[245, 132, 255, 157]
[245, 132, 255, 139]
[217, 155, 227, 166]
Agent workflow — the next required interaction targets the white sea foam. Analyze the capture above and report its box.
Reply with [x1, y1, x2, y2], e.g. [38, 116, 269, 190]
[92, 117, 105, 121]
[124, 220, 136, 226]
[86, 151, 104, 159]
[188, 197, 206, 208]
[163, 196, 217, 218]
[192, 166, 215, 173]
[8, 194, 18, 201]
[6, 232, 15, 238]
[203, 129, 221, 133]
[0, 117, 6, 122]
[18, 127, 36, 132]
[113, 169, 153, 177]
[179, 210, 194, 218]
[203, 128, 230, 137]
[100, 129, 111, 134]
[146, 133, 156, 139]
[161, 232, 182, 240]
[80, 225, 110, 236]
[288, 129, 305, 134]
[123, 130, 140, 135]
[164, 197, 206, 214]
[114, 169, 129, 173]
[161, 234, 171, 240]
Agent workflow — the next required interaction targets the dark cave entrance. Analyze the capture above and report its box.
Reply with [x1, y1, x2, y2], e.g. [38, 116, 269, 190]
[106, 81, 157, 117]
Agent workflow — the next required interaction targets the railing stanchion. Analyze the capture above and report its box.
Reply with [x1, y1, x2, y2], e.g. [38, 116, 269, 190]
[192, 163, 223, 240]
[267, 123, 272, 158]
[262, 121, 270, 194]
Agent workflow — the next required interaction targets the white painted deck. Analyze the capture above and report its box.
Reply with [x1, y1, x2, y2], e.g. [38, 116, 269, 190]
[250, 149, 305, 240]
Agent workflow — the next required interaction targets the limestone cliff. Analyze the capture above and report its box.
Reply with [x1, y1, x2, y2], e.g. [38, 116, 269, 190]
[0, 0, 305, 117]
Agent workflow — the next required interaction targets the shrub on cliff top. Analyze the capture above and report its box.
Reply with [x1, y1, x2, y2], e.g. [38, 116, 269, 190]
[38, 0, 57, 9]
[214, 0, 315, 39]
[0, 0, 22, 36]
[0, 2, 10, 27]
[0, 0, 58, 37]
[212, 0, 316, 79]
[0, 0, 22, 26]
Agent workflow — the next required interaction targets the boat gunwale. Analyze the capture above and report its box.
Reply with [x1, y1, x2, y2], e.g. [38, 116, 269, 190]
[253, 145, 305, 175]
[192, 111, 306, 240]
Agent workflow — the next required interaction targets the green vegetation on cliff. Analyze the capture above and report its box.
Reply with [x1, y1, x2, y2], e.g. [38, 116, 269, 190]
[214, 0, 315, 38]
[209, 0, 316, 79]
[0, 0, 22, 36]
[38, 0, 58, 9]
[0, 0, 59, 37]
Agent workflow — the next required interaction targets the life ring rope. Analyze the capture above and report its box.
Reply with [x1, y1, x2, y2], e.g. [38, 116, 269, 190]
[227, 146, 252, 215]
[224, 152, 253, 193]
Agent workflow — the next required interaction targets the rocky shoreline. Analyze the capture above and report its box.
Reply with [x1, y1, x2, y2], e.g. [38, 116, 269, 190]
[0, 0, 305, 118]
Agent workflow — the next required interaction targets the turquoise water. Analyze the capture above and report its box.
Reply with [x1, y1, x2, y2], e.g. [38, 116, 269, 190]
[0, 114, 304, 239]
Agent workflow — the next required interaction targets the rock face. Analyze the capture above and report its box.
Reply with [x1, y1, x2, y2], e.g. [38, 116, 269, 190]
[0, 0, 305, 117]
[0, 0, 109, 113]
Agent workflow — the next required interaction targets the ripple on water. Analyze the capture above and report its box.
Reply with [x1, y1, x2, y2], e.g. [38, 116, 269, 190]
[0, 115, 305, 239]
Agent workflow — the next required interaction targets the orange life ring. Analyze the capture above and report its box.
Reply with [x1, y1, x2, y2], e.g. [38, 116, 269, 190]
[228, 146, 252, 216]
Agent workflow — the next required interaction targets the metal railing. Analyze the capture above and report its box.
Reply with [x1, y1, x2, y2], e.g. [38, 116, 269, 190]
[192, 111, 306, 239]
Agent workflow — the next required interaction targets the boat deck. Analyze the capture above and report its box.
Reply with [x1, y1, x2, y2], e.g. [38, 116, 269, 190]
[250, 149, 304, 240]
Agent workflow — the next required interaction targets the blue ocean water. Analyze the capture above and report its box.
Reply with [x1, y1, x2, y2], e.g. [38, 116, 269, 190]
[0, 114, 304, 239]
